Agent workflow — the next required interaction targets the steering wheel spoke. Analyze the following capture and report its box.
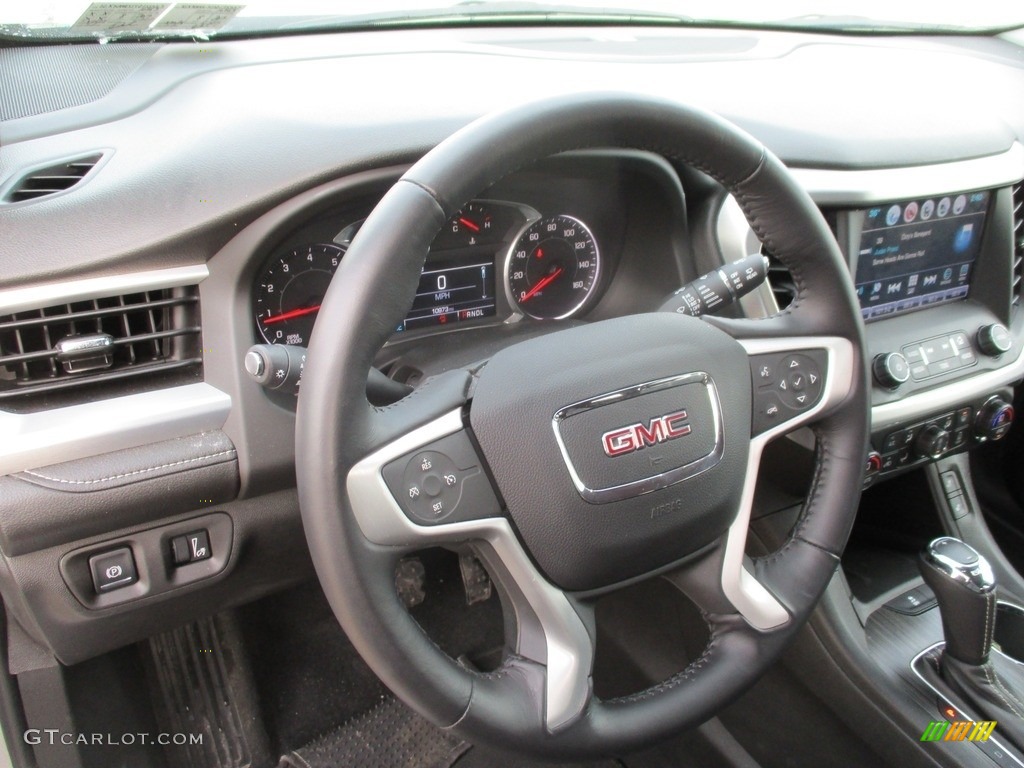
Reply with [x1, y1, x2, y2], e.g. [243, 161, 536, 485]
[348, 407, 596, 731]
[737, 335, 858, 439]
[348, 408, 504, 547]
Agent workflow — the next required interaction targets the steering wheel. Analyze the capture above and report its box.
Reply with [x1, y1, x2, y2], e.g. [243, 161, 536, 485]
[296, 92, 868, 759]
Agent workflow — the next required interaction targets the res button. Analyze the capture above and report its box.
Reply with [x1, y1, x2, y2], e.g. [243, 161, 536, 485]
[382, 430, 502, 526]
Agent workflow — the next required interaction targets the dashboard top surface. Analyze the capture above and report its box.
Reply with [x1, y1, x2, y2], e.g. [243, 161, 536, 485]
[1, 26, 1023, 289]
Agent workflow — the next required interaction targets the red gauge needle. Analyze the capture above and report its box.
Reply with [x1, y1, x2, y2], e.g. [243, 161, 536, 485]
[262, 305, 321, 325]
[458, 217, 480, 232]
[521, 267, 563, 302]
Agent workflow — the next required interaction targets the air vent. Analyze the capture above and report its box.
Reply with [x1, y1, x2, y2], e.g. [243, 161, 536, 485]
[0, 287, 202, 412]
[762, 249, 796, 311]
[2, 153, 103, 203]
[1013, 183, 1023, 307]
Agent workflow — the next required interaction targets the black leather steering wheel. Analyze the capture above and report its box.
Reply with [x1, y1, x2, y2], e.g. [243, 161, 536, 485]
[296, 92, 868, 759]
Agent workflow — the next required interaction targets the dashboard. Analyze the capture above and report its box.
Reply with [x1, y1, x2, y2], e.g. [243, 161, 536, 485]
[1, 24, 1024, 668]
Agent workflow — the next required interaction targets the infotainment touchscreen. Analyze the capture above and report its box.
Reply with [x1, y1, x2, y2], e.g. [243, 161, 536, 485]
[853, 191, 990, 320]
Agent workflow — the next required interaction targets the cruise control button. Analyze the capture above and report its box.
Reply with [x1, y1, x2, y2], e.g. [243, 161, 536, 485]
[422, 474, 442, 497]
[382, 430, 502, 526]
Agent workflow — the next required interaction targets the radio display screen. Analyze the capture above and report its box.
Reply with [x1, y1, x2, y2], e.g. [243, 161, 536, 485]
[853, 191, 990, 320]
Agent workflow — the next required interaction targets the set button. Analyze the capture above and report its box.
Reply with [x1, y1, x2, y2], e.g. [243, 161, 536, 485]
[382, 429, 502, 527]
[402, 451, 464, 522]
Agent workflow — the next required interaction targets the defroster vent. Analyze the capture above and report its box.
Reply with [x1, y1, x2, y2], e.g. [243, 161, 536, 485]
[2, 153, 103, 204]
[0, 287, 202, 412]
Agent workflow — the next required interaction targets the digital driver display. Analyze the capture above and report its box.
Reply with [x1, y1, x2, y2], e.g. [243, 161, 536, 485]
[854, 191, 990, 320]
[396, 259, 496, 332]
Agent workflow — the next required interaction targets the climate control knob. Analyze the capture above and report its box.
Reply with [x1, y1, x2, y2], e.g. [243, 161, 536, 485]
[915, 424, 951, 460]
[977, 324, 1012, 356]
[975, 398, 1014, 442]
[872, 352, 910, 389]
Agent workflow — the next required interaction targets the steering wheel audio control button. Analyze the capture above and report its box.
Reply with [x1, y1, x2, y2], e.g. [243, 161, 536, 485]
[749, 349, 826, 434]
[382, 430, 502, 526]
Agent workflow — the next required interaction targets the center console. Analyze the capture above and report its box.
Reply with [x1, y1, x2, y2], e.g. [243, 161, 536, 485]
[714, 143, 1024, 768]
[831, 183, 1022, 485]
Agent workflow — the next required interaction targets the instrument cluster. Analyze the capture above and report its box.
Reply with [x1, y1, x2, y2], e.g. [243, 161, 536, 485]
[252, 199, 606, 345]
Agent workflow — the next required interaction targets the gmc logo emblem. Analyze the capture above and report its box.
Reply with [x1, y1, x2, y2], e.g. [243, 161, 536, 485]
[602, 410, 691, 457]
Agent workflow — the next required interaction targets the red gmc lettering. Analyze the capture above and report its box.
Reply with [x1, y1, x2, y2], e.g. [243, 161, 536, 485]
[602, 410, 691, 457]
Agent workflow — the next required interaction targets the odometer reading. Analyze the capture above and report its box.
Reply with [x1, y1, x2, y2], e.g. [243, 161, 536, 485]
[506, 214, 600, 320]
[398, 260, 496, 332]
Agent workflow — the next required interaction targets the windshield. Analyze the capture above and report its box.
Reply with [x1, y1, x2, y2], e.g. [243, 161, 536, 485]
[2, 0, 1022, 41]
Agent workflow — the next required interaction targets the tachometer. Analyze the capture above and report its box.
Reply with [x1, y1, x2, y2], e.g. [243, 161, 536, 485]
[254, 243, 342, 345]
[505, 214, 600, 320]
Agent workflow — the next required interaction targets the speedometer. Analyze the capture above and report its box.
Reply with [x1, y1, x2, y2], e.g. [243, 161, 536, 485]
[505, 214, 601, 320]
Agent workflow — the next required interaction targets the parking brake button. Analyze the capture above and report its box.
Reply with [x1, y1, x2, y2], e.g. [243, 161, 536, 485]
[89, 547, 138, 592]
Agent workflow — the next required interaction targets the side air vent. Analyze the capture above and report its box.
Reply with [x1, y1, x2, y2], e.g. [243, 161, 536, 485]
[0, 287, 202, 412]
[2, 153, 103, 203]
[763, 249, 796, 311]
[1013, 183, 1023, 307]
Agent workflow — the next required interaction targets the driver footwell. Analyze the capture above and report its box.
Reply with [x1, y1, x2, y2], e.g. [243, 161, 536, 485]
[279, 697, 623, 768]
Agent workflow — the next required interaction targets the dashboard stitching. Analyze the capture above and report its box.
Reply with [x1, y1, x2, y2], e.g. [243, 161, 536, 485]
[18, 449, 236, 485]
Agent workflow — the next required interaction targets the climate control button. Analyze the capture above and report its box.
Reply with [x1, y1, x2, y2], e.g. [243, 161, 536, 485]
[915, 424, 951, 460]
[975, 398, 1014, 442]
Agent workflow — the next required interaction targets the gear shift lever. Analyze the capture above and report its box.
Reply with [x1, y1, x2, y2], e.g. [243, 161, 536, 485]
[919, 537, 996, 666]
[918, 537, 1024, 750]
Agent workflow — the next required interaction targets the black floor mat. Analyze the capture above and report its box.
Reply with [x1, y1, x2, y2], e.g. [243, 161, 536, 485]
[239, 553, 504, 757]
[238, 582, 391, 756]
[279, 697, 624, 768]
[279, 698, 468, 768]
[452, 746, 624, 768]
